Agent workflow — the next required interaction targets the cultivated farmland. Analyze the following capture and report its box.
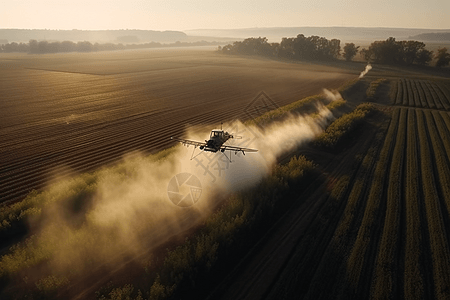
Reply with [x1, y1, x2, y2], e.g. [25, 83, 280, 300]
[393, 78, 450, 110]
[2, 46, 450, 300]
[215, 75, 450, 300]
[0, 48, 356, 204]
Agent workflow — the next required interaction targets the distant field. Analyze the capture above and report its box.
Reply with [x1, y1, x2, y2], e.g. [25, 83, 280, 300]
[0, 48, 357, 204]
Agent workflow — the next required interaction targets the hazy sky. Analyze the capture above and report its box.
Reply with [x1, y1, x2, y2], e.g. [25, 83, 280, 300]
[2, 0, 449, 30]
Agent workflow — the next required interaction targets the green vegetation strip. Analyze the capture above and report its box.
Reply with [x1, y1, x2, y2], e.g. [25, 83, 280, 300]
[416, 110, 450, 299]
[344, 108, 400, 295]
[314, 103, 374, 149]
[411, 80, 421, 107]
[247, 95, 322, 126]
[304, 130, 385, 299]
[394, 79, 402, 105]
[420, 81, 436, 109]
[426, 111, 450, 223]
[247, 91, 347, 127]
[403, 109, 424, 300]
[371, 108, 407, 299]
[430, 83, 450, 110]
[416, 80, 428, 108]
[366, 78, 387, 101]
[426, 81, 444, 110]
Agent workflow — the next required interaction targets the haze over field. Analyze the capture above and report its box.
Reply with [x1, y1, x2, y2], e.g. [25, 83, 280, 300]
[2, 0, 449, 31]
[2, 0, 450, 298]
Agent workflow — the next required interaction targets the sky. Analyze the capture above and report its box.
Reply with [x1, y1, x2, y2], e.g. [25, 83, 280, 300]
[2, 0, 449, 31]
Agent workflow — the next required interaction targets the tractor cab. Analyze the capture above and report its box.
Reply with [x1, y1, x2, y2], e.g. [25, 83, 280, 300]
[210, 129, 224, 139]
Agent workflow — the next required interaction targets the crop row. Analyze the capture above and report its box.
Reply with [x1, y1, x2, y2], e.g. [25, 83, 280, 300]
[393, 79, 450, 110]
[313, 106, 450, 299]
[366, 78, 387, 101]
[302, 119, 388, 299]
[415, 109, 450, 299]
[403, 109, 424, 299]
[370, 108, 407, 299]
[342, 108, 400, 297]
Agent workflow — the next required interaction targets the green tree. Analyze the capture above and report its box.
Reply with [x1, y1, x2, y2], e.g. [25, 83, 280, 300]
[29, 39, 38, 53]
[369, 37, 402, 64]
[279, 37, 295, 59]
[415, 49, 433, 65]
[399, 40, 427, 65]
[435, 47, 450, 67]
[360, 48, 372, 62]
[343, 43, 360, 61]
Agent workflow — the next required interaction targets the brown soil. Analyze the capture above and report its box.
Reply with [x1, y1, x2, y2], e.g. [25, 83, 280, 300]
[0, 49, 356, 204]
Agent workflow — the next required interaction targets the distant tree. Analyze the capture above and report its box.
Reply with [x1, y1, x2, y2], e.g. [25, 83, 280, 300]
[38, 40, 49, 53]
[294, 34, 316, 60]
[270, 42, 280, 57]
[29, 39, 39, 53]
[2, 42, 25, 52]
[359, 48, 371, 62]
[279, 37, 295, 59]
[330, 39, 341, 59]
[47, 42, 60, 53]
[415, 49, 433, 65]
[435, 47, 450, 67]
[343, 43, 360, 61]
[60, 41, 76, 52]
[77, 41, 94, 52]
[398, 40, 428, 65]
[361, 37, 433, 66]
[369, 37, 402, 64]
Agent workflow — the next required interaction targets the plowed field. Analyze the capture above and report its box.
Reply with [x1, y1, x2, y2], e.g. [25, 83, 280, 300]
[0, 48, 356, 204]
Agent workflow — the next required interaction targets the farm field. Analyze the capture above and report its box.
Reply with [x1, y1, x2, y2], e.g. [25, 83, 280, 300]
[0, 48, 357, 204]
[210, 72, 450, 299]
[2, 46, 450, 299]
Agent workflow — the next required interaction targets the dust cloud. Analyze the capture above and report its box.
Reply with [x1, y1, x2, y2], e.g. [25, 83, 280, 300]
[10, 99, 337, 283]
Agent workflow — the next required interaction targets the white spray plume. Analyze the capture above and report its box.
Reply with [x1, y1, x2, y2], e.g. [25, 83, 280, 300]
[359, 64, 372, 78]
[9, 103, 337, 281]
[323, 88, 343, 102]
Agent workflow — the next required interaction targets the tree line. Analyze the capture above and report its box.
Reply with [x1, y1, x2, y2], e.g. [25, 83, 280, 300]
[219, 35, 341, 61]
[219, 35, 450, 67]
[0, 39, 222, 54]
